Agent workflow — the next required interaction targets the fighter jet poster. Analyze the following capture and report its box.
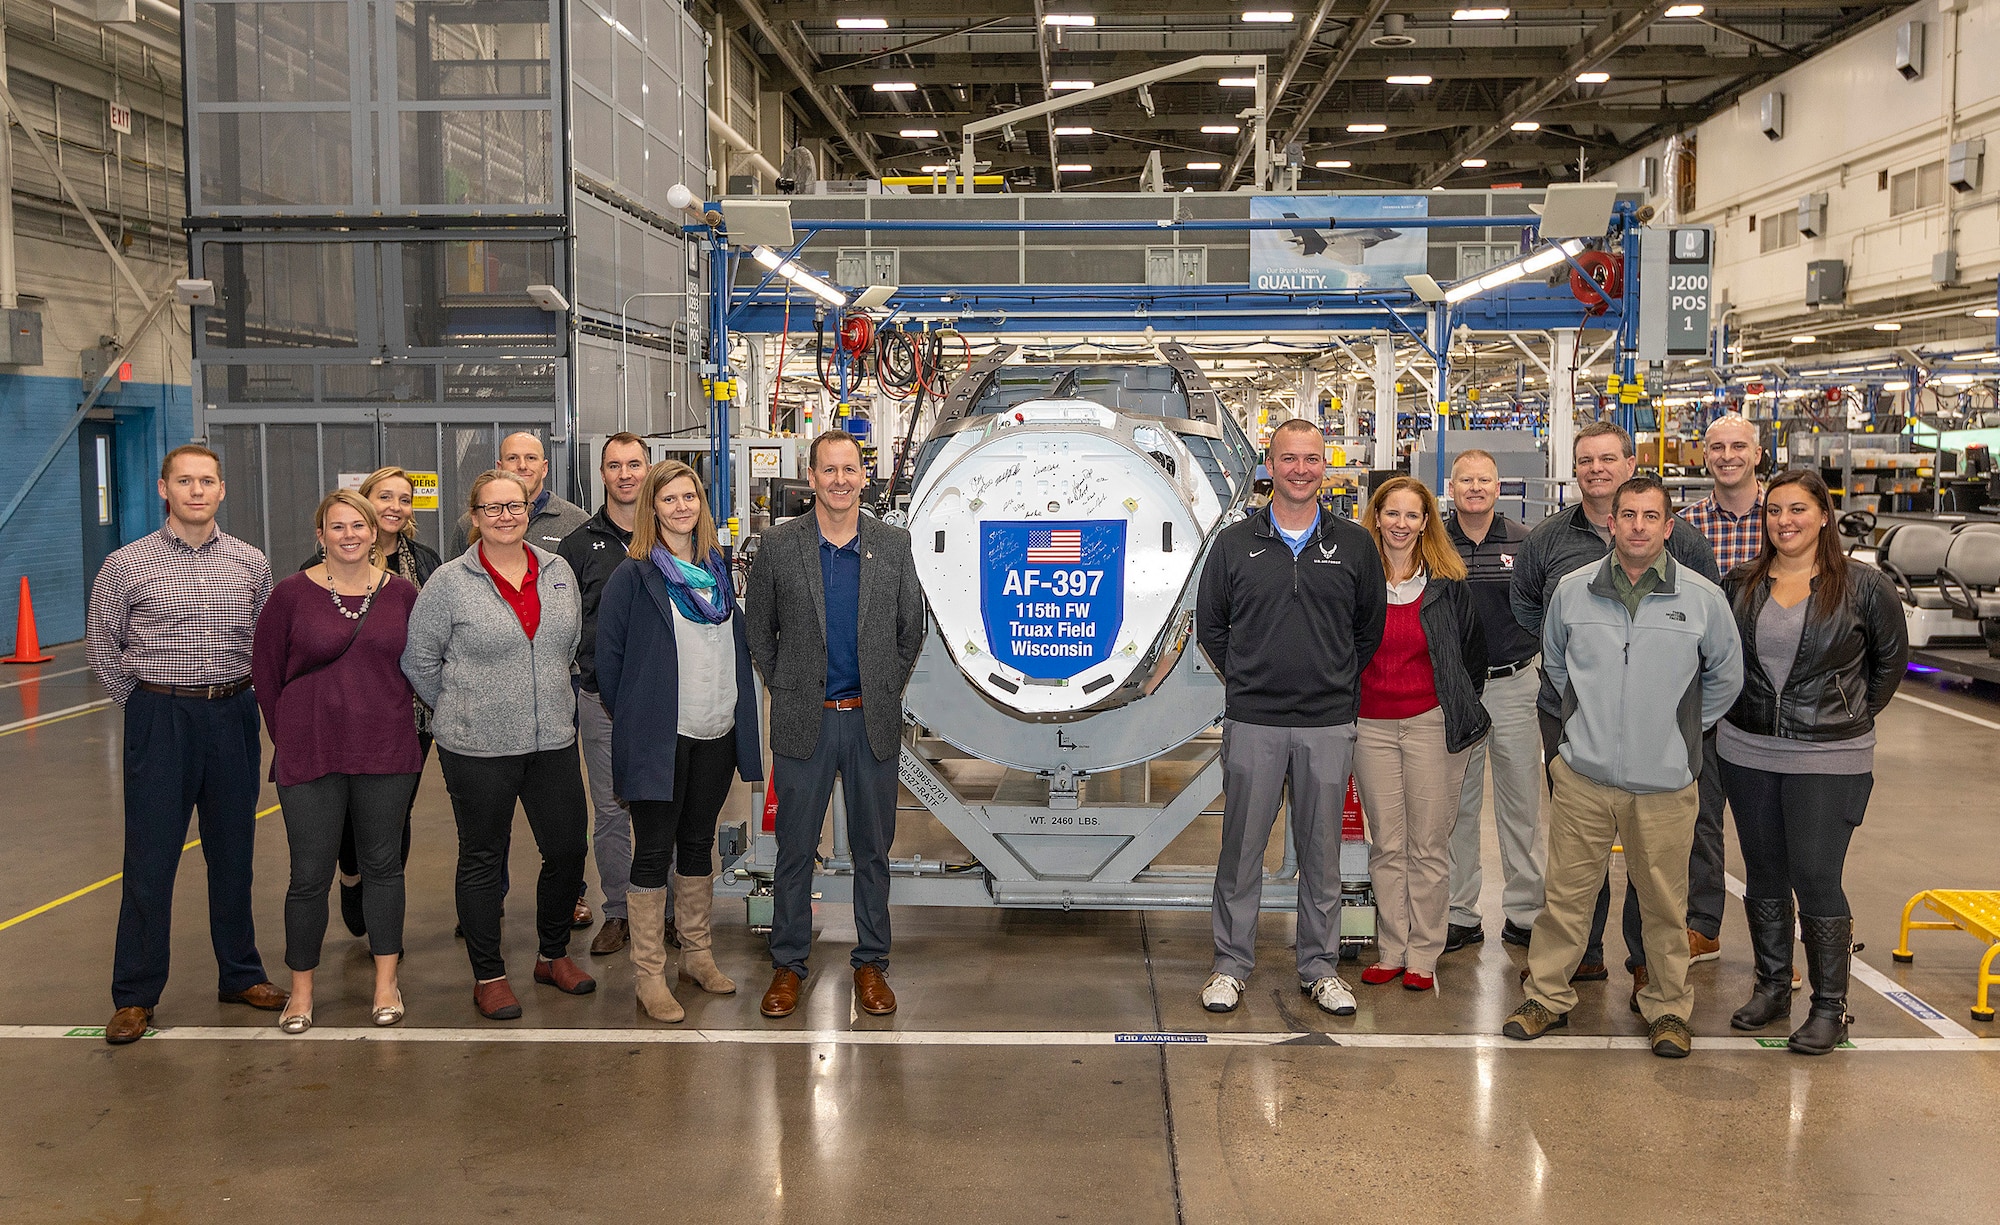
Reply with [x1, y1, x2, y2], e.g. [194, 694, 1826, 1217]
[1248, 195, 1431, 291]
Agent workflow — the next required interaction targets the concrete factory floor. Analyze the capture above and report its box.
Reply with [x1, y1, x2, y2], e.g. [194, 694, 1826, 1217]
[2, 641, 1997, 1224]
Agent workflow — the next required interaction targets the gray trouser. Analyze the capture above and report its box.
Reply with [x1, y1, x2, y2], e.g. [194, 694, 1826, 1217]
[1211, 719, 1358, 983]
[1447, 662, 1547, 930]
[575, 688, 636, 920]
[769, 707, 899, 978]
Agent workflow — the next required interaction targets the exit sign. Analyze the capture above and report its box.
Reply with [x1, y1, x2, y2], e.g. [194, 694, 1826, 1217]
[108, 102, 131, 135]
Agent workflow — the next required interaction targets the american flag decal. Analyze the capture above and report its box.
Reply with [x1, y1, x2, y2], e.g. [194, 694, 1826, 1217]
[1026, 529, 1083, 563]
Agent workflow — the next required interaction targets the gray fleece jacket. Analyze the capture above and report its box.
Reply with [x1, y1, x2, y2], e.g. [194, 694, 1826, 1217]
[400, 544, 582, 757]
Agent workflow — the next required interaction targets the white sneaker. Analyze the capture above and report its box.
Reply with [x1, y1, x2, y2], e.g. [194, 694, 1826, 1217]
[1303, 975, 1357, 1016]
[1201, 972, 1246, 1013]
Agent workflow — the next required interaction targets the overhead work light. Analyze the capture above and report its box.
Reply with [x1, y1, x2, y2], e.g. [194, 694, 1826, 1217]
[900, 128, 940, 138]
[751, 246, 848, 308]
[837, 18, 888, 30]
[1440, 240, 1587, 304]
[1387, 75, 1433, 86]
[1348, 123, 1387, 133]
[1043, 14, 1096, 25]
[1452, 8, 1511, 19]
[1576, 71, 1611, 84]
[1512, 121, 1541, 132]
[1201, 124, 1241, 134]
[1054, 126, 1095, 135]
[1218, 77, 1258, 87]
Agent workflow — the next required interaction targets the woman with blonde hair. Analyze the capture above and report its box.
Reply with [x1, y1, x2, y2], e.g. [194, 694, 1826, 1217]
[1352, 475, 1490, 992]
[402, 470, 594, 1020]
[595, 461, 764, 1021]
[295, 466, 442, 939]
[254, 489, 424, 1031]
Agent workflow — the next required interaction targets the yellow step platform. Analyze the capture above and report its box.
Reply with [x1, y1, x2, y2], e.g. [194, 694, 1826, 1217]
[1891, 889, 2000, 1023]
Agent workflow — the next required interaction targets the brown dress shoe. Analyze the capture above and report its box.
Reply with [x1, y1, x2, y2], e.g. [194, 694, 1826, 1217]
[1630, 963, 1650, 1015]
[219, 982, 289, 1011]
[761, 969, 802, 1018]
[474, 977, 523, 1020]
[533, 955, 597, 995]
[589, 917, 630, 956]
[572, 898, 594, 930]
[105, 1006, 153, 1045]
[854, 964, 897, 1016]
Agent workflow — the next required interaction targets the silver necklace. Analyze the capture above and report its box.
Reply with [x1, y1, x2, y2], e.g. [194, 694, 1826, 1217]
[328, 569, 383, 620]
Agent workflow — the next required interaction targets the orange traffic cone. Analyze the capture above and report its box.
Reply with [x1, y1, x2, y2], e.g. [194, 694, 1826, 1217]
[4, 576, 55, 664]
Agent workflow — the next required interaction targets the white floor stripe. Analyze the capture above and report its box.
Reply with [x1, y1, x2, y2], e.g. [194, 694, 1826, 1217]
[0, 699, 111, 735]
[1723, 872, 1976, 1039]
[1892, 691, 2000, 731]
[0, 666, 87, 691]
[0, 1024, 1989, 1051]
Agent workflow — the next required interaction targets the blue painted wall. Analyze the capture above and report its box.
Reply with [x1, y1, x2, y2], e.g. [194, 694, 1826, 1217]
[1, 374, 195, 647]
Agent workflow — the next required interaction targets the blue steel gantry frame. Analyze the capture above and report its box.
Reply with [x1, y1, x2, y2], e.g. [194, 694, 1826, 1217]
[688, 203, 1648, 514]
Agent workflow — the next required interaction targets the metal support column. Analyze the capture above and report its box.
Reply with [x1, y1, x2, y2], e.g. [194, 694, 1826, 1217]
[1341, 378, 1359, 438]
[1430, 304, 1450, 491]
[1373, 335, 1397, 470]
[1550, 328, 1579, 489]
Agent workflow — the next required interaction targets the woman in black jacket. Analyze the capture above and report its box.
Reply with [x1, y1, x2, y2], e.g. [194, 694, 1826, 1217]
[1719, 469, 1908, 1054]
[297, 467, 442, 940]
[596, 461, 764, 1023]
[1352, 476, 1490, 992]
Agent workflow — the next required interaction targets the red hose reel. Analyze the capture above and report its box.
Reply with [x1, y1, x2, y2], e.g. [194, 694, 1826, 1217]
[1569, 250, 1623, 316]
[838, 313, 875, 357]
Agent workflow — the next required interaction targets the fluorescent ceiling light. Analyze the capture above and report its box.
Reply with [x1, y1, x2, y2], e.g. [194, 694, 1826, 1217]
[1201, 124, 1241, 134]
[899, 128, 940, 138]
[1462, 158, 1488, 168]
[1937, 373, 1978, 386]
[1873, 322, 1904, 331]
[1387, 75, 1433, 86]
[1664, 4, 1705, 16]
[1315, 160, 1352, 169]
[1883, 380, 1911, 391]
[1057, 163, 1093, 172]
[1477, 263, 1527, 291]
[751, 245, 846, 307]
[1347, 123, 1387, 133]
[1054, 126, 1094, 135]
[1043, 14, 1096, 25]
[1218, 77, 1258, 87]
[1453, 8, 1511, 19]
[1575, 71, 1611, 84]
[1444, 279, 1484, 304]
[1241, 10, 1295, 21]
[873, 82, 918, 92]
[1512, 121, 1542, 132]
[1791, 334, 1818, 344]
[1050, 80, 1094, 91]
[1186, 161, 1223, 170]
[920, 165, 953, 172]
[837, 18, 888, 30]
[1974, 307, 1999, 318]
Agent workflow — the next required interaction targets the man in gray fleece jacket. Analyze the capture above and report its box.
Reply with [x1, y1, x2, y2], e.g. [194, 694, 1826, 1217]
[1504, 476, 1742, 1059]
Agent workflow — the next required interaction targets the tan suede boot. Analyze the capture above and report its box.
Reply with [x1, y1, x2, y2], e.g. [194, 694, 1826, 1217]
[627, 886, 684, 1022]
[674, 871, 736, 995]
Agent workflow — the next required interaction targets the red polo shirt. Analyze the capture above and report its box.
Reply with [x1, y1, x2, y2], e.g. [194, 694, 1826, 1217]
[478, 542, 541, 639]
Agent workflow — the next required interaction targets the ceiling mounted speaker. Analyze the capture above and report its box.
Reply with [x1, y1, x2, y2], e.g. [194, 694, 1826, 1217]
[1372, 14, 1416, 47]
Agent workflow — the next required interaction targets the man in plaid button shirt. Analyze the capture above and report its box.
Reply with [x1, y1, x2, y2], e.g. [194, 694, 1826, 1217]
[1675, 414, 1767, 969]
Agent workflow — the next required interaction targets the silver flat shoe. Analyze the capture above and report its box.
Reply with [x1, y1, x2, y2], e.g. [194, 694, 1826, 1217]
[371, 990, 404, 1027]
[278, 1008, 313, 1035]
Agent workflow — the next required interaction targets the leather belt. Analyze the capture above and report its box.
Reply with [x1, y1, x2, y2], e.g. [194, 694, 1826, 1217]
[137, 678, 253, 700]
[1488, 659, 1536, 680]
[823, 697, 864, 710]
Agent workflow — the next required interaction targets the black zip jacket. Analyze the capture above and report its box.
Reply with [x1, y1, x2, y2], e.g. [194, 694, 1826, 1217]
[1444, 511, 1537, 667]
[1510, 502, 1720, 714]
[1721, 559, 1909, 742]
[1407, 577, 1493, 753]
[556, 505, 635, 693]
[1196, 508, 1387, 727]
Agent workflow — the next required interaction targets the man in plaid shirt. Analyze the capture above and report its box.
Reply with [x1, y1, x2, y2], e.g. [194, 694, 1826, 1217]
[1675, 414, 1767, 969]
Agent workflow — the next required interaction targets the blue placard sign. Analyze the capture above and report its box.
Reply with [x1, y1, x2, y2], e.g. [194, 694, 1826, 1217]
[980, 520, 1127, 680]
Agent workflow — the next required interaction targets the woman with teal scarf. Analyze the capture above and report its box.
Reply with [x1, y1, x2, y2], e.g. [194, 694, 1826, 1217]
[595, 460, 765, 1023]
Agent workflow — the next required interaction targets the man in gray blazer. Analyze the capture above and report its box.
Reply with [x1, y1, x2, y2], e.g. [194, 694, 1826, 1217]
[745, 430, 926, 1018]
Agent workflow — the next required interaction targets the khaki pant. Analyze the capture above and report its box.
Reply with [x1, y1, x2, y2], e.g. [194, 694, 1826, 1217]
[1526, 757, 1699, 1022]
[1354, 707, 1470, 976]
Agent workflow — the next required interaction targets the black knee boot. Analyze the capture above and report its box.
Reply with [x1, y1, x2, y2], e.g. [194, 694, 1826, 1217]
[1789, 914, 1851, 1055]
[1731, 896, 1795, 1031]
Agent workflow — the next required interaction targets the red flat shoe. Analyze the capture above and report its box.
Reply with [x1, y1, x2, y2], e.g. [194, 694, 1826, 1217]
[1403, 972, 1435, 991]
[1360, 965, 1405, 986]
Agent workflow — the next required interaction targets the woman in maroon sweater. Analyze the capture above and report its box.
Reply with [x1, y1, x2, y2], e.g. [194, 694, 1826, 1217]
[253, 490, 423, 1032]
[1353, 477, 1490, 991]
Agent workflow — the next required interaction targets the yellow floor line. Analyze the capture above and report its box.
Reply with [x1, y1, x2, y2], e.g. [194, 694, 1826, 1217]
[0, 803, 280, 933]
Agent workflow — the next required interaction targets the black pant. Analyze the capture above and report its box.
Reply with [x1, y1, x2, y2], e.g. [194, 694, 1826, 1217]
[1721, 761, 1872, 916]
[630, 731, 738, 886]
[338, 733, 431, 881]
[279, 772, 421, 969]
[112, 687, 267, 1010]
[437, 746, 589, 981]
[1539, 706, 1643, 968]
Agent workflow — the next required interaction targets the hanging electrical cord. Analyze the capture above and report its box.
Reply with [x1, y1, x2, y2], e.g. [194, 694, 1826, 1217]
[769, 285, 792, 427]
[875, 325, 921, 399]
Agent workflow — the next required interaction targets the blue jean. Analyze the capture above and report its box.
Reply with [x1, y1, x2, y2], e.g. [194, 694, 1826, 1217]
[111, 688, 269, 1009]
[768, 707, 898, 978]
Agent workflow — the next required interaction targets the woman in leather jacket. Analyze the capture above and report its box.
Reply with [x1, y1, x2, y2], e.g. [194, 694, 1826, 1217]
[1717, 469, 1908, 1055]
